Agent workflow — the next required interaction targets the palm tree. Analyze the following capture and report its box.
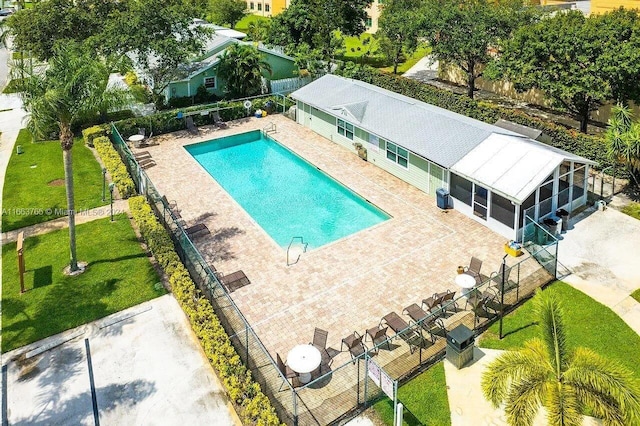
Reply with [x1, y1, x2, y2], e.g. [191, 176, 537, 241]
[482, 291, 640, 426]
[19, 43, 129, 272]
[605, 103, 640, 186]
[217, 43, 271, 98]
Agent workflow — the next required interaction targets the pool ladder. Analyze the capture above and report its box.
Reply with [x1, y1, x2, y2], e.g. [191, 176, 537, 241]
[287, 236, 308, 266]
[263, 122, 277, 134]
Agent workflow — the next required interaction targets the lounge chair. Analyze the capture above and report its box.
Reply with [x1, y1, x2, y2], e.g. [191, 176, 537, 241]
[403, 304, 445, 342]
[341, 332, 367, 362]
[212, 110, 228, 128]
[216, 270, 250, 293]
[463, 256, 483, 285]
[381, 312, 425, 353]
[133, 151, 151, 160]
[160, 195, 178, 211]
[186, 116, 199, 135]
[311, 328, 340, 367]
[422, 295, 443, 317]
[138, 158, 156, 169]
[471, 297, 498, 324]
[185, 223, 210, 239]
[488, 265, 519, 299]
[440, 290, 459, 314]
[276, 353, 299, 390]
[365, 325, 390, 353]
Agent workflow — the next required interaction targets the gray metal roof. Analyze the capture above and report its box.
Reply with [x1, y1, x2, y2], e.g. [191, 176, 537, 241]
[494, 119, 543, 140]
[291, 74, 522, 168]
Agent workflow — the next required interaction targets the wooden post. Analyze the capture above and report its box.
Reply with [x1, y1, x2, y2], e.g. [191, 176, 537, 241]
[17, 231, 25, 294]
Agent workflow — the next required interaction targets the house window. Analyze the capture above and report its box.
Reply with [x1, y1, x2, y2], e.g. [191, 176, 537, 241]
[257, 2, 262, 10]
[203, 76, 216, 89]
[250, 2, 254, 9]
[337, 119, 354, 140]
[490, 192, 516, 228]
[366, 17, 372, 27]
[386, 142, 408, 168]
[265, 4, 270, 11]
[450, 173, 472, 206]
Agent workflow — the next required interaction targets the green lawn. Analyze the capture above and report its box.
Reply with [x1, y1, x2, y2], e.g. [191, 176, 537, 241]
[341, 33, 430, 74]
[2, 129, 108, 232]
[2, 215, 165, 352]
[632, 288, 640, 303]
[235, 14, 270, 32]
[380, 44, 431, 75]
[373, 362, 451, 426]
[622, 202, 640, 220]
[480, 281, 640, 378]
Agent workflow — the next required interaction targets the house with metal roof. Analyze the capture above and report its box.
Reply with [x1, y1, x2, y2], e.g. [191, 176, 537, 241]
[290, 74, 596, 240]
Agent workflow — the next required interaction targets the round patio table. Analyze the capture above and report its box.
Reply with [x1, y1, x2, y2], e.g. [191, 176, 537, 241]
[128, 134, 144, 143]
[287, 344, 321, 384]
[455, 273, 476, 298]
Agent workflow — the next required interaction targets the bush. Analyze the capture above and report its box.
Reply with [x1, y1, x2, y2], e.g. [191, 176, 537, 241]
[128, 196, 284, 426]
[336, 66, 611, 171]
[93, 136, 136, 199]
[82, 125, 107, 147]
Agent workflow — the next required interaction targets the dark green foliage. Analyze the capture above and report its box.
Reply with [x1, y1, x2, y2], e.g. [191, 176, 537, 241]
[335, 66, 610, 169]
[207, 0, 247, 28]
[217, 44, 272, 98]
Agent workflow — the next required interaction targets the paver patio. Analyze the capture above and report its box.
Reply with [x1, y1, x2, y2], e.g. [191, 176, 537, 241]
[141, 114, 544, 359]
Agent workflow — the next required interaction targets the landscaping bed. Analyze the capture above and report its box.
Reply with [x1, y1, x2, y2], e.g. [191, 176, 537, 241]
[1, 214, 164, 352]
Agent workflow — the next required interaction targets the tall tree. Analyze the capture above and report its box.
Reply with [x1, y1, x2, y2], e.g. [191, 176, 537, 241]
[492, 9, 640, 133]
[19, 44, 129, 272]
[246, 19, 270, 43]
[207, 0, 247, 28]
[266, 0, 372, 71]
[376, 0, 423, 74]
[482, 291, 640, 426]
[605, 104, 640, 186]
[217, 43, 271, 98]
[419, 0, 534, 98]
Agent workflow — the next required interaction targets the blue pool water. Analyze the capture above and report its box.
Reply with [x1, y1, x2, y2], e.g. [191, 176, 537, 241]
[185, 130, 390, 249]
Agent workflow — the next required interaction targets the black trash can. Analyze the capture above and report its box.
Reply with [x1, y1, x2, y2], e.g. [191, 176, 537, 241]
[446, 324, 475, 369]
[556, 208, 569, 232]
[543, 217, 559, 236]
[436, 188, 449, 210]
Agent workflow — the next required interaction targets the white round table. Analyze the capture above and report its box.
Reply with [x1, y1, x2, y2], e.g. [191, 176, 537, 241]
[455, 273, 476, 297]
[128, 134, 144, 142]
[287, 344, 321, 384]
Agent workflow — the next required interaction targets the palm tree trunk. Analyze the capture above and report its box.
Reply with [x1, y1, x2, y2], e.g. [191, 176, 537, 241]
[60, 126, 78, 272]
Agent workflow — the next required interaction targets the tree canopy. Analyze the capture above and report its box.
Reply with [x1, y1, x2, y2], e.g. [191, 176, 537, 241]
[418, 0, 535, 98]
[217, 43, 271, 98]
[207, 0, 247, 28]
[376, 0, 423, 74]
[491, 9, 640, 132]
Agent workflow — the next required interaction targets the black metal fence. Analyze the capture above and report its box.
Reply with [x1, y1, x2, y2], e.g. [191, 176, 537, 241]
[111, 121, 557, 426]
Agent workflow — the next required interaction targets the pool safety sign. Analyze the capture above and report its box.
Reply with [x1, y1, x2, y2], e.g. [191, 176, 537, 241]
[367, 357, 401, 424]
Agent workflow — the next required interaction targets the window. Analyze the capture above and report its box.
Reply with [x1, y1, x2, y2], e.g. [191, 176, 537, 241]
[337, 119, 354, 140]
[203, 76, 216, 89]
[386, 142, 408, 167]
[265, 4, 270, 11]
[257, 2, 261, 10]
[473, 184, 488, 220]
[250, 2, 254, 9]
[450, 174, 472, 206]
[490, 192, 516, 228]
[572, 165, 586, 201]
[366, 17, 372, 27]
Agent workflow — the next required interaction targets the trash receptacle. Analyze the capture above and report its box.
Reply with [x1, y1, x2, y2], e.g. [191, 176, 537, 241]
[556, 208, 569, 232]
[446, 324, 475, 369]
[543, 217, 559, 236]
[16, 145, 23, 154]
[436, 188, 449, 210]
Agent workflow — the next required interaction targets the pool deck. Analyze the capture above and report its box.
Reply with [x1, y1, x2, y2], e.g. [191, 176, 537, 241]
[141, 115, 535, 365]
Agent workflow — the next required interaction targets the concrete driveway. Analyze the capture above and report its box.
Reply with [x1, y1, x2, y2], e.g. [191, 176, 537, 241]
[1, 295, 239, 425]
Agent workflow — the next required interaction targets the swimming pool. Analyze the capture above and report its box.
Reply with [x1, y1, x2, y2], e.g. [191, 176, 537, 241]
[185, 130, 390, 249]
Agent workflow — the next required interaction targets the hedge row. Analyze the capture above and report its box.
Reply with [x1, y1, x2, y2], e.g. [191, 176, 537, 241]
[113, 96, 294, 139]
[128, 196, 283, 426]
[82, 125, 107, 147]
[338, 66, 611, 170]
[93, 136, 136, 199]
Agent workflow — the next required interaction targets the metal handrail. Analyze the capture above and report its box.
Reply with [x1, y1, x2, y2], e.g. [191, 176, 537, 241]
[286, 236, 307, 266]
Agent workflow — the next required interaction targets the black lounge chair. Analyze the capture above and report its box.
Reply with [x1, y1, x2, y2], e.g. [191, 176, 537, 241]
[186, 116, 199, 135]
[489, 265, 519, 299]
[381, 312, 425, 353]
[133, 151, 151, 160]
[403, 304, 446, 342]
[464, 256, 483, 285]
[216, 270, 250, 293]
[138, 158, 156, 169]
[212, 110, 228, 128]
[440, 290, 459, 314]
[185, 223, 210, 239]
[422, 295, 444, 317]
[341, 332, 367, 362]
[365, 325, 390, 353]
[276, 353, 299, 390]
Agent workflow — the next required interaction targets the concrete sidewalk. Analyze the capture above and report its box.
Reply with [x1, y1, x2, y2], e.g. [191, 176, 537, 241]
[1, 198, 130, 245]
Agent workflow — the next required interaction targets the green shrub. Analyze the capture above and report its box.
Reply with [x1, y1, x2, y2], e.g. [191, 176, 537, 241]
[336, 66, 612, 171]
[82, 125, 107, 147]
[93, 136, 136, 199]
[128, 196, 284, 426]
[124, 71, 139, 86]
